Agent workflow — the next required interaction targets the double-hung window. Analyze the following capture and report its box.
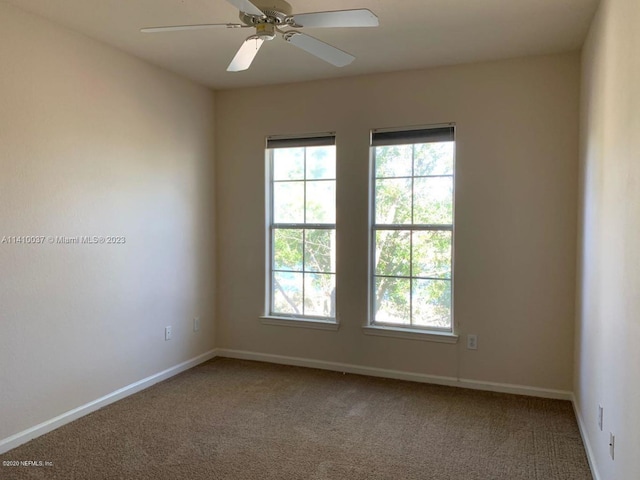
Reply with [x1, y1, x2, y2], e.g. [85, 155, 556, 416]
[370, 125, 455, 332]
[266, 134, 337, 321]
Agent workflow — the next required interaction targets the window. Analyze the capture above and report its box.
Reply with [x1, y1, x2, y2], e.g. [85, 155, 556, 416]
[370, 125, 455, 332]
[266, 134, 336, 321]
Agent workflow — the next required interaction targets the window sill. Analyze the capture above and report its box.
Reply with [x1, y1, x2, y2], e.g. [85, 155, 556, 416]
[362, 325, 458, 343]
[260, 316, 340, 331]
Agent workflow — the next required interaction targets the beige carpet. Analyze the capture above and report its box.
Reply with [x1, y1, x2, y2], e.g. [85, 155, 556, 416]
[0, 358, 592, 480]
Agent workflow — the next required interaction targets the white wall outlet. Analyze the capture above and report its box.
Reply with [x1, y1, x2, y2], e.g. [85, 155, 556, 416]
[193, 317, 200, 332]
[609, 432, 615, 460]
[467, 334, 478, 350]
[165, 326, 172, 341]
[598, 405, 603, 431]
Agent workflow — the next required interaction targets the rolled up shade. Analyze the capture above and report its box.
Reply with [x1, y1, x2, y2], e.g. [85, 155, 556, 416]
[267, 134, 335, 149]
[371, 126, 454, 146]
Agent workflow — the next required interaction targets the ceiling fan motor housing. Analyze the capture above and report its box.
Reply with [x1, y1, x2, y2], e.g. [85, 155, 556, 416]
[239, 0, 293, 26]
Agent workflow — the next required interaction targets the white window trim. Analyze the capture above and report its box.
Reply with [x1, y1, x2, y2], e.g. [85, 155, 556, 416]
[368, 123, 457, 336]
[260, 315, 340, 331]
[362, 325, 458, 343]
[264, 133, 338, 325]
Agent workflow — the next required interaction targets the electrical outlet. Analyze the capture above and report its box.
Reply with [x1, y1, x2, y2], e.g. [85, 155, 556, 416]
[598, 405, 603, 431]
[165, 326, 172, 341]
[467, 334, 478, 350]
[609, 433, 615, 460]
[193, 317, 200, 332]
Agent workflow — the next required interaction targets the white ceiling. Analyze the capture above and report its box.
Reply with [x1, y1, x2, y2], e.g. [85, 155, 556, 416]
[5, 0, 599, 90]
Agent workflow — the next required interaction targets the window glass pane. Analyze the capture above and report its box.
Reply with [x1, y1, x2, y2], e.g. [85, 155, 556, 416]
[270, 141, 337, 320]
[306, 180, 336, 224]
[306, 146, 336, 180]
[273, 229, 303, 271]
[374, 277, 410, 325]
[273, 272, 303, 315]
[412, 231, 452, 279]
[304, 273, 335, 317]
[412, 279, 451, 329]
[413, 177, 453, 225]
[414, 142, 454, 176]
[305, 229, 335, 273]
[273, 148, 304, 180]
[375, 178, 412, 224]
[375, 230, 410, 277]
[375, 145, 412, 178]
[274, 181, 304, 223]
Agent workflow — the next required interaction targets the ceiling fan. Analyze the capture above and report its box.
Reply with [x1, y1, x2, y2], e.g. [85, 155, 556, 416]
[141, 0, 379, 72]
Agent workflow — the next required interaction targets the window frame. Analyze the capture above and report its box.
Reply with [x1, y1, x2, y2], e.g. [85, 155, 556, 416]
[368, 123, 457, 336]
[263, 133, 338, 326]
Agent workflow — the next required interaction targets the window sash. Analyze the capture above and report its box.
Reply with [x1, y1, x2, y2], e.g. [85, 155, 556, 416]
[371, 225, 453, 332]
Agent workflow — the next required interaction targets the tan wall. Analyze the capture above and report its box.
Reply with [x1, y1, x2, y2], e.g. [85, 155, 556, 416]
[0, 4, 216, 441]
[216, 53, 580, 391]
[576, 0, 640, 477]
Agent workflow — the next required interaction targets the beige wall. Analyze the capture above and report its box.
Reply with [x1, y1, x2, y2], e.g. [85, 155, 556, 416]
[0, 4, 216, 441]
[576, 0, 640, 478]
[216, 53, 580, 391]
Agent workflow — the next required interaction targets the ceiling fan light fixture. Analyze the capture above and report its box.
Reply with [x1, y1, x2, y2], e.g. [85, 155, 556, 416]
[255, 23, 276, 40]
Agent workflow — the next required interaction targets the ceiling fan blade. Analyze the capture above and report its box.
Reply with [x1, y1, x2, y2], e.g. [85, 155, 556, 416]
[292, 9, 379, 28]
[225, 0, 265, 17]
[141, 23, 244, 33]
[284, 32, 355, 67]
[227, 37, 265, 72]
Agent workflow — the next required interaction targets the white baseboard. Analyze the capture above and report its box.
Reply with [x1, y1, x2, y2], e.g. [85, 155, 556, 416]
[572, 394, 601, 480]
[0, 349, 217, 455]
[216, 349, 572, 400]
[456, 378, 571, 400]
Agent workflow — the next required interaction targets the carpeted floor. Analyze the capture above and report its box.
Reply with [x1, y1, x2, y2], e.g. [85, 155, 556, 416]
[0, 358, 592, 480]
